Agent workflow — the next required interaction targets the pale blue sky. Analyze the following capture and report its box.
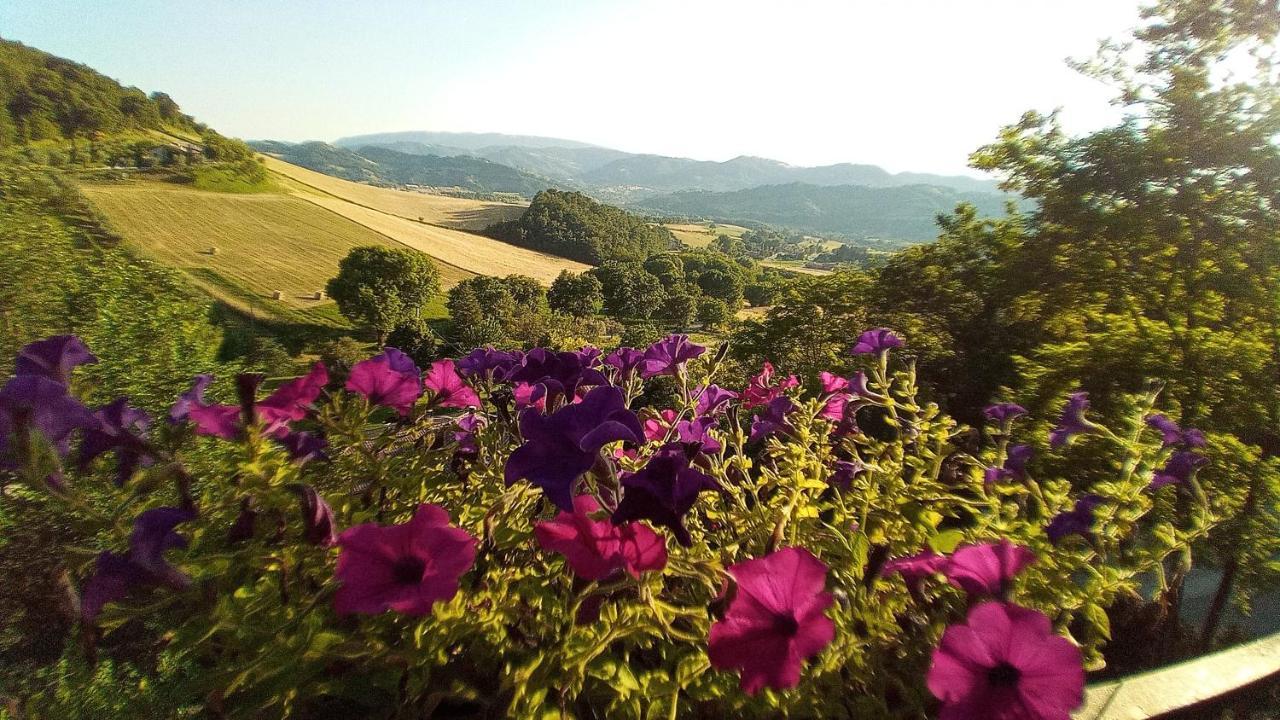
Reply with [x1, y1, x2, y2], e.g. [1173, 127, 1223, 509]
[0, 1, 1146, 175]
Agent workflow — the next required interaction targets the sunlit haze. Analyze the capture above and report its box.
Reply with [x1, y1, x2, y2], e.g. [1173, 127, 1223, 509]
[0, 0, 1147, 175]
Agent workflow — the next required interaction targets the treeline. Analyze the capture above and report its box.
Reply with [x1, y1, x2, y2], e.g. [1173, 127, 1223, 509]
[485, 189, 678, 264]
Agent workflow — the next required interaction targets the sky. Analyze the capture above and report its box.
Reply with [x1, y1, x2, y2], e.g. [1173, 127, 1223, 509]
[0, 0, 1147, 176]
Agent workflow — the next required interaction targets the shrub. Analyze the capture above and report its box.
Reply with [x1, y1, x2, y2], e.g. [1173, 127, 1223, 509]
[1, 331, 1219, 718]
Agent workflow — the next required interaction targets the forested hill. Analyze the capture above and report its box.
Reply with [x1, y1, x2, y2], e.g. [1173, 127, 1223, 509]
[634, 182, 1014, 242]
[485, 189, 677, 264]
[251, 140, 555, 195]
[0, 38, 202, 145]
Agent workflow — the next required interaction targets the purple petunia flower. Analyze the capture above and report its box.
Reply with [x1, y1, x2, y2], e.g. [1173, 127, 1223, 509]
[604, 347, 646, 379]
[1049, 392, 1096, 449]
[943, 540, 1036, 598]
[1145, 413, 1207, 450]
[453, 412, 485, 456]
[749, 396, 796, 443]
[0, 375, 96, 474]
[640, 334, 706, 379]
[506, 348, 608, 406]
[169, 374, 213, 424]
[81, 506, 197, 622]
[1150, 451, 1208, 489]
[1046, 495, 1104, 544]
[345, 348, 422, 415]
[290, 484, 337, 546]
[613, 443, 720, 546]
[456, 346, 520, 380]
[14, 335, 98, 385]
[851, 328, 904, 355]
[277, 430, 328, 464]
[707, 547, 835, 695]
[674, 415, 722, 454]
[423, 359, 480, 409]
[740, 361, 799, 408]
[78, 397, 152, 486]
[333, 504, 476, 616]
[828, 458, 866, 490]
[534, 495, 667, 581]
[927, 601, 1085, 720]
[984, 403, 1027, 425]
[694, 384, 738, 417]
[985, 444, 1034, 486]
[505, 385, 643, 511]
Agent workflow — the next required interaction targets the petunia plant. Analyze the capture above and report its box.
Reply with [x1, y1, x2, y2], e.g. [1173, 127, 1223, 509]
[0, 330, 1218, 718]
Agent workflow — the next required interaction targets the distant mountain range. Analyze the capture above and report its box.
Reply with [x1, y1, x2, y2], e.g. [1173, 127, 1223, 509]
[256, 131, 1013, 242]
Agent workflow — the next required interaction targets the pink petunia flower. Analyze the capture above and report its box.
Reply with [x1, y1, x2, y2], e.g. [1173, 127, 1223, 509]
[533, 495, 666, 580]
[423, 359, 480, 409]
[333, 504, 476, 616]
[740, 361, 799, 408]
[643, 409, 678, 443]
[707, 547, 835, 695]
[927, 601, 1084, 720]
[345, 348, 422, 415]
[882, 550, 947, 589]
[943, 540, 1036, 597]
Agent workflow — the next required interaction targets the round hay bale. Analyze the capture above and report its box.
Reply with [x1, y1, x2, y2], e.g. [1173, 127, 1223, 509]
[272, 290, 283, 300]
[313, 290, 325, 300]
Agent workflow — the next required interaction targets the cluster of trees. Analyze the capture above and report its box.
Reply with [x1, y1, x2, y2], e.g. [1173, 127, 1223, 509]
[485, 189, 677, 264]
[0, 39, 200, 148]
[732, 0, 1280, 653]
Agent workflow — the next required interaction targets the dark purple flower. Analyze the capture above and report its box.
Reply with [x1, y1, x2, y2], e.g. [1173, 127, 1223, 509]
[674, 416, 722, 453]
[277, 430, 328, 463]
[828, 459, 865, 490]
[740, 362, 799, 408]
[694, 384, 738, 417]
[984, 403, 1027, 425]
[849, 370, 872, 397]
[640, 334, 705, 379]
[534, 495, 667, 581]
[613, 443, 720, 546]
[1150, 451, 1208, 489]
[227, 499, 257, 543]
[573, 345, 603, 368]
[423, 359, 480, 409]
[505, 385, 643, 511]
[707, 547, 835, 695]
[456, 346, 520, 379]
[78, 397, 152, 486]
[604, 347, 646, 378]
[333, 504, 476, 616]
[291, 484, 337, 546]
[1046, 495, 1103, 544]
[0, 375, 96, 465]
[851, 328, 904, 355]
[985, 444, 1033, 486]
[14, 335, 97, 385]
[927, 601, 1084, 720]
[346, 348, 421, 415]
[506, 348, 608, 405]
[1049, 392, 1096, 449]
[81, 506, 197, 622]
[943, 541, 1036, 597]
[749, 396, 796, 443]
[1145, 413, 1207, 449]
[453, 412, 485, 456]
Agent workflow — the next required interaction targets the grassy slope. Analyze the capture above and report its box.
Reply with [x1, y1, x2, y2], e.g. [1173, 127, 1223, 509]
[261, 155, 526, 231]
[80, 180, 476, 325]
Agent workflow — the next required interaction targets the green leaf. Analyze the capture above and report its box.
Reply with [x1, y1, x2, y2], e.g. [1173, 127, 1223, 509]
[928, 529, 966, 554]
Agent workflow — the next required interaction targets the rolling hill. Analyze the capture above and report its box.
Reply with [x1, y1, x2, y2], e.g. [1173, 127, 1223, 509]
[634, 182, 1013, 242]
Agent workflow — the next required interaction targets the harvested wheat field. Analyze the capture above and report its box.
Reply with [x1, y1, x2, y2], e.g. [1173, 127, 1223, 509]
[661, 221, 750, 248]
[294, 192, 590, 285]
[261, 155, 526, 231]
[81, 181, 476, 321]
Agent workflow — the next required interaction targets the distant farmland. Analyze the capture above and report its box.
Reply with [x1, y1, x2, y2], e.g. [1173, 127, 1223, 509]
[81, 181, 476, 324]
[261, 156, 526, 231]
[661, 221, 750, 248]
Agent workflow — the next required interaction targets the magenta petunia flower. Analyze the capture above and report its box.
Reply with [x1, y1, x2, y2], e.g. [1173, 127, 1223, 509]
[423, 358, 480, 409]
[1150, 450, 1208, 489]
[1046, 495, 1103, 545]
[291, 484, 337, 546]
[178, 364, 328, 439]
[613, 443, 720, 546]
[707, 547, 835, 695]
[346, 348, 422, 415]
[643, 409, 678, 443]
[740, 361, 800, 408]
[851, 328, 904, 355]
[512, 381, 547, 412]
[927, 601, 1084, 720]
[534, 495, 667, 580]
[984, 403, 1027, 425]
[640, 334, 706, 379]
[14, 335, 98, 385]
[1049, 392, 1096, 449]
[943, 540, 1036, 597]
[882, 550, 947, 590]
[333, 504, 476, 616]
[819, 371, 850, 394]
[694, 384, 739, 416]
[505, 385, 643, 511]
